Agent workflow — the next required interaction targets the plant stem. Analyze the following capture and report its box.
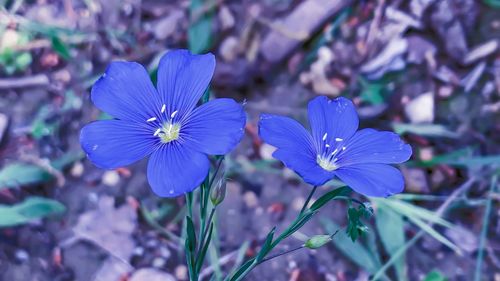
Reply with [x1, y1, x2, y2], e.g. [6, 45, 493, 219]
[260, 245, 304, 263]
[197, 207, 216, 256]
[300, 185, 318, 214]
[474, 175, 497, 281]
[229, 185, 320, 281]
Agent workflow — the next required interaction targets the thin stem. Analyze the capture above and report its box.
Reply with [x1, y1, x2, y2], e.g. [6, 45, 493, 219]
[197, 207, 216, 256]
[300, 185, 318, 214]
[186, 192, 194, 218]
[260, 245, 304, 263]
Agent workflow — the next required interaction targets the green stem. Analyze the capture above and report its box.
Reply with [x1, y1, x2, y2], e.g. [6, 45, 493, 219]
[300, 186, 318, 214]
[260, 245, 304, 263]
[228, 185, 320, 281]
[197, 207, 216, 257]
[474, 175, 498, 281]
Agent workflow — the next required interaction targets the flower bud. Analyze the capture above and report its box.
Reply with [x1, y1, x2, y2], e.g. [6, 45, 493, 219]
[210, 177, 226, 206]
[304, 235, 332, 249]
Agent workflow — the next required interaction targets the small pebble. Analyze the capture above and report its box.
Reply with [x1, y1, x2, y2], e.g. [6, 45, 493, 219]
[132, 246, 144, 256]
[292, 197, 305, 211]
[152, 257, 166, 268]
[15, 249, 29, 262]
[102, 171, 120, 186]
[175, 265, 188, 280]
[243, 191, 258, 208]
[70, 162, 84, 177]
[159, 246, 171, 259]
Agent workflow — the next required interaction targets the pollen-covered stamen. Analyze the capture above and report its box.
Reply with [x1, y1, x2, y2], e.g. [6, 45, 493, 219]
[317, 155, 338, 171]
[154, 122, 181, 143]
[147, 117, 157, 122]
[318, 138, 347, 172]
[170, 110, 178, 118]
[322, 133, 328, 141]
[161, 104, 166, 113]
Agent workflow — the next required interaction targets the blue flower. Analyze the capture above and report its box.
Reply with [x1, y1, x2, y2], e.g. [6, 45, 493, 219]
[80, 50, 246, 197]
[259, 96, 412, 197]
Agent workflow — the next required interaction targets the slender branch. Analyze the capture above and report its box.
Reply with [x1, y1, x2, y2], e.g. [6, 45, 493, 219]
[260, 245, 304, 263]
[300, 186, 318, 214]
[197, 207, 216, 256]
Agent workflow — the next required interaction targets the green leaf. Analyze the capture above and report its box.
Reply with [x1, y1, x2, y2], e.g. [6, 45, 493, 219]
[186, 216, 197, 253]
[359, 77, 386, 105]
[322, 218, 385, 277]
[310, 186, 350, 211]
[374, 198, 460, 253]
[196, 223, 214, 272]
[188, 0, 214, 54]
[376, 198, 452, 228]
[392, 123, 459, 138]
[0, 152, 82, 189]
[51, 36, 71, 60]
[346, 205, 370, 242]
[0, 197, 66, 227]
[256, 226, 276, 262]
[14, 52, 32, 70]
[483, 0, 500, 8]
[424, 270, 447, 281]
[375, 203, 407, 281]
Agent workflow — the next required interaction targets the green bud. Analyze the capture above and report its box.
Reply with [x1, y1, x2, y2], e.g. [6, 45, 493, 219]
[210, 177, 226, 206]
[304, 234, 332, 249]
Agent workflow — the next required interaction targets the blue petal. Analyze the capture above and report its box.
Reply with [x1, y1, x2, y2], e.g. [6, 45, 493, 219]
[337, 129, 412, 166]
[273, 149, 336, 186]
[147, 143, 210, 197]
[334, 164, 405, 197]
[182, 98, 246, 155]
[259, 114, 334, 186]
[156, 50, 216, 120]
[91, 61, 161, 123]
[80, 120, 156, 169]
[308, 96, 359, 151]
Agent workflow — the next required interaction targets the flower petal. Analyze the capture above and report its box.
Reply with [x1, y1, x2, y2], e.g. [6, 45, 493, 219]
[156, 50, 216, 120]
[308, 96, 359, 151]
[147, 144, 210, 197]
[259, 114, 334, 185]
[273, 149, 336, 186]
[337, 129, 412, 166]
[182, 98, 246, 155]
[334, 164, 405, 197]
[259, 114, 316, 156]
[91, 61, 161, 123]
[80, 120, 157, 169]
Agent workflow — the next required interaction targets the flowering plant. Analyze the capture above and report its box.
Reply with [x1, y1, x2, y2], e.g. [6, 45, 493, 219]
[81, 50, 412, 281]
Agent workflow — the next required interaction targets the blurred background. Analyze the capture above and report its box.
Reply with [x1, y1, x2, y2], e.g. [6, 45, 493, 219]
[0, 0, 499, 280]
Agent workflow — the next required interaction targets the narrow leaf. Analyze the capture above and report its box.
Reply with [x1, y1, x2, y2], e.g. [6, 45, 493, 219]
[310, 186, 350, 211]
[0, 197, 66, 227]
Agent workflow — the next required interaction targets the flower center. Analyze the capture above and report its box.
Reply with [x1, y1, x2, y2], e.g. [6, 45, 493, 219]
[155, 122, 181, 143]
[317, 155, 338, 171]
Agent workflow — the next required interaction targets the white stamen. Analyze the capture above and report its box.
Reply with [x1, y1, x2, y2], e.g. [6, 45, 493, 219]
[161, 104, 166, 113]
[322, 133, 328, 141]
[325, 144, 330, 148]
[147, 117, 157, 122]
[335, 138, 343, 141]
[342, 146, 347, 150]
[153, 128, 161, 136]
[331, 149, 338, 156]
[170, 110, 178, 118]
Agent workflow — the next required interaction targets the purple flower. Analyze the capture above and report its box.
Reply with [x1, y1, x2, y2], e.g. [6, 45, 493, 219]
[80, 50, 246, 197]
[259, 96, 412, 197]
